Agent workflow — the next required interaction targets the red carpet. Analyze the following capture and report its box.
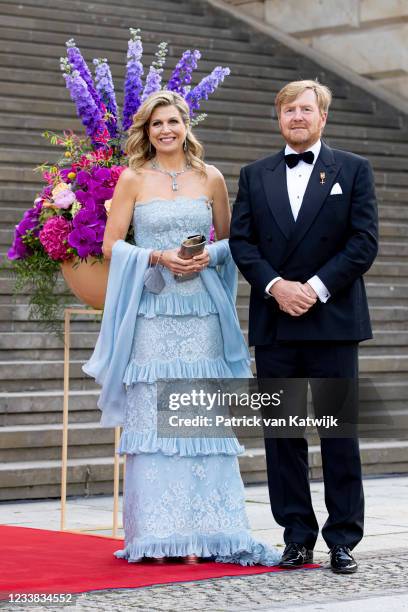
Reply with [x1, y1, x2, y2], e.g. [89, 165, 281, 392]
[0, 525, 320, 597]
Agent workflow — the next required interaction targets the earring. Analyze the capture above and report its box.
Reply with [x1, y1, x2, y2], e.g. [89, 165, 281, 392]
[183, 140, 188, 152]
[149, 141, 152, 154]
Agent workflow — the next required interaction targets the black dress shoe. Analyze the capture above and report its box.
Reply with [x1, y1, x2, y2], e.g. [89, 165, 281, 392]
[330, 545, 357, 574]
[279, 542, 314, 568]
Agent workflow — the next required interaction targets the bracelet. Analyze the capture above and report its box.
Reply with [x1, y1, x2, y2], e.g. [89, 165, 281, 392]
[153, 250, 163, 266]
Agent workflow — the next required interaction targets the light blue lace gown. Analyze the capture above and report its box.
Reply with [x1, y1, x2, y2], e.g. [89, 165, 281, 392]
[114, 196, 280, 566]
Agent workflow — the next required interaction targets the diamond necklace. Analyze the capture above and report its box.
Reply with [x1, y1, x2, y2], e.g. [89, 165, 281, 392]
[151, 159, 191, 191]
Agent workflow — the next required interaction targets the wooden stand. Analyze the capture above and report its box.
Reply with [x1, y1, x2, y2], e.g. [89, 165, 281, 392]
[60, 307, 125, 538]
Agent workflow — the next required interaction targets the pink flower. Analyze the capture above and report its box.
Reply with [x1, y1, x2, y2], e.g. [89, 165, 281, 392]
[39, 216, 72, 261]
[54, 188, 76, 209]
[110, 165, 125, 184]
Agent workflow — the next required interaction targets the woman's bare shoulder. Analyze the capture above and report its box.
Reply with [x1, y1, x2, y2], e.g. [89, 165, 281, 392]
[205, 163, 224, 182]
[118, 166, 142, 184]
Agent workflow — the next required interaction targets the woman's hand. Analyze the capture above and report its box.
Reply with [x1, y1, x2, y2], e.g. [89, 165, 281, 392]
[161, 248, 200, 276]
[192, 248, 210, 272]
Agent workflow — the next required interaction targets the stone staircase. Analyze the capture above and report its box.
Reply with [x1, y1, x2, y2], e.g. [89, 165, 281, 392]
[0, 0, 407, 500]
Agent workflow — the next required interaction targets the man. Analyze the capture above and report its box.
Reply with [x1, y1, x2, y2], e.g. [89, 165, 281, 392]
[229, 80, 378, 573]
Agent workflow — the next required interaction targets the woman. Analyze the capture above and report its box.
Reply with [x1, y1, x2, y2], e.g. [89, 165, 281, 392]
[84, 91, 280, 565]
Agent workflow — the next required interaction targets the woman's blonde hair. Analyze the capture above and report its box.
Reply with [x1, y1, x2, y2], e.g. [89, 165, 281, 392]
[275, 80, 332, 116]
[125, 91, 206, 175]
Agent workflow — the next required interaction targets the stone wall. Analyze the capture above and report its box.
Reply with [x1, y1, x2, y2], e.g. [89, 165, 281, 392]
[224, 0, 408, 101]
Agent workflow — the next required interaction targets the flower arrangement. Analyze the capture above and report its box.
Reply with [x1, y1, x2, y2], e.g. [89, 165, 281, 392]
[7, 29, 230, 328]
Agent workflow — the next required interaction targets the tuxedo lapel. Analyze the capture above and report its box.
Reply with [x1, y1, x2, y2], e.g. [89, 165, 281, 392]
[280, 142, 341, 265]
[261, 150, 295, 240]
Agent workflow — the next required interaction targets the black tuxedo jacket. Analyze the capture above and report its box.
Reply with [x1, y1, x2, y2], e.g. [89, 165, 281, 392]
[229, 142, 378, 345]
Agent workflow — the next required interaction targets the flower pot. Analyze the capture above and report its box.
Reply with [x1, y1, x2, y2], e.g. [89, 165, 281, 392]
[60, 257, 110, 309]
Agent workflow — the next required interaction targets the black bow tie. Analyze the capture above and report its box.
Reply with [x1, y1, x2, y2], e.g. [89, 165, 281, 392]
[285, 150, 315, 168]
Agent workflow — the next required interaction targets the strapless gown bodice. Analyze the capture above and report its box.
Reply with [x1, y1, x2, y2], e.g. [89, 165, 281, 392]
[133, 195, 212, 250]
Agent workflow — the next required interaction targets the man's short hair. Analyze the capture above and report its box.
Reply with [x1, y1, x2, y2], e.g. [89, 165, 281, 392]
[275, 80, 332, 116]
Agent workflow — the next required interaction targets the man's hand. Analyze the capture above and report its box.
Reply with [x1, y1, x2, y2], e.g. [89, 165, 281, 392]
[302, 282, 318, 300]
[269, 279, 317, 316]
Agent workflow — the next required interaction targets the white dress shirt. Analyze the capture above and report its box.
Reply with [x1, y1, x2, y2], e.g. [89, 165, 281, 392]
[265, 139, 331, 303]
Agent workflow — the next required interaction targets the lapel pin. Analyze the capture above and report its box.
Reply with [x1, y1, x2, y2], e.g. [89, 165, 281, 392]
[320, 171, 326, 185]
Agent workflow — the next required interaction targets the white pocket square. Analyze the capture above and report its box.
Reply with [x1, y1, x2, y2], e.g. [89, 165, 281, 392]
[330, 182, 343, 195]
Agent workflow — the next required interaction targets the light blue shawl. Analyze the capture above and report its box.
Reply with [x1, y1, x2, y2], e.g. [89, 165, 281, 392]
[83, 239, 251, 427]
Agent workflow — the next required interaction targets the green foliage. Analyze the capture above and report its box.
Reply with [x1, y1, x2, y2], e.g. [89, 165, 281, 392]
[12, 251, 71, 336]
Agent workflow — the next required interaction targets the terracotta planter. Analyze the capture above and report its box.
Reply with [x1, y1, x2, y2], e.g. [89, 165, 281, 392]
[61, 257, 110, 309]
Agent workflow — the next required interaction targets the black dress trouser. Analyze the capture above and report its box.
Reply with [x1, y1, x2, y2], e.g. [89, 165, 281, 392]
[255, 341, 364, 550]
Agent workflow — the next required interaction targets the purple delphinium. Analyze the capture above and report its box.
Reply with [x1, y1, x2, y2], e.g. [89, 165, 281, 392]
[62, 61, 106, 144]
[94, 58, 118, 139]
[186, 66, 230, 116]
[167, 49, 201, 96]
[66, 39, 101, 108]
[122, 28, 144, 131]
[141, 42, 168, 103]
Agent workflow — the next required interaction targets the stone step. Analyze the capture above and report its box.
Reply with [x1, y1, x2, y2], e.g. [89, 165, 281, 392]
[0, 455, 123, 500]
[0, 389, 100, 426]
[0, 320, 101, 334]
[0, 7, 237, 43]
[360, 355, 408, 373]
[368, 261, 408, 277]
[0, 48, 301, 87]
[378, 242, 408, 257]
[1, 326, 407, 359]
[0, 77, 373, 116]
[0, 109, 405, 150]
[0, 422, 113, 462]
[236, 304, 408, 324]
[0, 276, 68, 294]
[2, 334, 406, 361]
[0, 327, 387, 351]
[0, 0, 228, 29]
[1, 439, 408, 499]
[380, 223, 408, 238]
[0, 347, 91, 361]
[377, 188, 408, 203]
[237, 322, 408, 346]
[0, 303, 102, 322]
[378, 205, 408, 223]
[2, 93, 401, 131]
[0, 331, 97, 350]
[0, 0, 295, 60]
[2, 378, 407, 426]
[195, 128, 408, 157]
[201, 111, 407, 139]
[242, 437, 408, 483]
[3, 0, 208, 15]
[0, 353, 406, 390]
[0, 56, 318, 99]
[0, 35, 297, 76]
